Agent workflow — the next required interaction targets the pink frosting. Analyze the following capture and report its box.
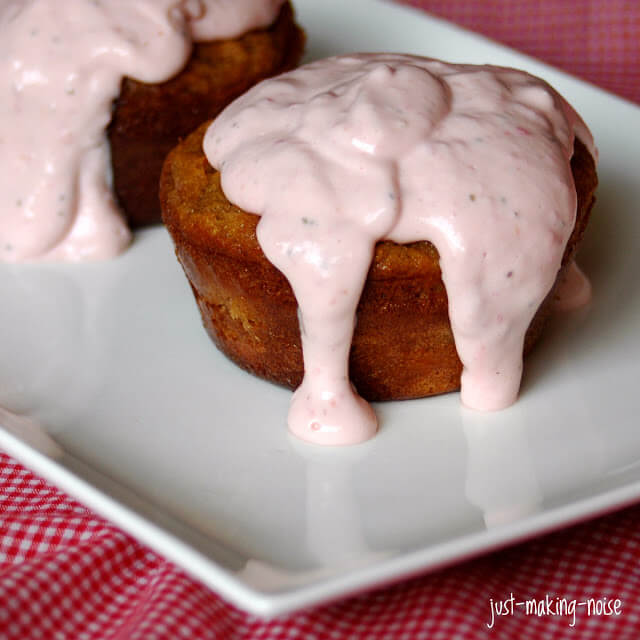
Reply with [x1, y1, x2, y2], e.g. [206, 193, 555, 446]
[0, 0, 285, 263]
[553, 261, 593, 312]
[182, 0, 285, 41]
[204, 54, 595, 445]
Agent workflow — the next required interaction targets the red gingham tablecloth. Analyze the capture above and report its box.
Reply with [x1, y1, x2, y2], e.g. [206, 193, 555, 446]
[2, 1, 640, 638]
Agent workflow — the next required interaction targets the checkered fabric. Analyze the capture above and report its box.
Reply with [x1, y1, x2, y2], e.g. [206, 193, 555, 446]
[2, 452, 640, 638]
[397, 0, 640, 105]
[3, 1, 640, 638]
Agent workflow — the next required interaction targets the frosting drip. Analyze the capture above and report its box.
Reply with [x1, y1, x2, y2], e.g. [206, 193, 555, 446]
[0, 0, 285, 262]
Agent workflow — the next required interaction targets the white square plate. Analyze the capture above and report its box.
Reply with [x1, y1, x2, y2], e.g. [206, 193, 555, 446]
[2, 0, 640, 618]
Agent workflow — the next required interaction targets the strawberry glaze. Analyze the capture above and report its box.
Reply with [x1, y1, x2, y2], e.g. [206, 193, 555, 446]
[0, 0, 284, 262]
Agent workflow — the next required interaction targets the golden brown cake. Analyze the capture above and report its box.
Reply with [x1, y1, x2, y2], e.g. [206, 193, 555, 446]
[108, 2, 305, 228]
[160, 122, 597, 402]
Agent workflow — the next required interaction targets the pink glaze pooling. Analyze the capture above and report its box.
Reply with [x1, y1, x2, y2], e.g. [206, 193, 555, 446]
[553, 260, 593, 312]
[203, 54, 596, 445]
[0, 0, 285, 263]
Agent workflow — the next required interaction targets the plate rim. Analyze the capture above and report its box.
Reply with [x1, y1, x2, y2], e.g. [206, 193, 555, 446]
[3, 423, 640, 618]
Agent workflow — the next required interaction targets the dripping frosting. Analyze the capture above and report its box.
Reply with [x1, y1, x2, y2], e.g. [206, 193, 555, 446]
[0, 0, 285, 262]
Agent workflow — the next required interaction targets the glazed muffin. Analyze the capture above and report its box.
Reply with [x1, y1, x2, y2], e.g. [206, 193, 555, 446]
[161, 54, 597, 444]
[108, 2, 305, 228]
[161, 127, 597, 401]
[1, 0, 304, 263]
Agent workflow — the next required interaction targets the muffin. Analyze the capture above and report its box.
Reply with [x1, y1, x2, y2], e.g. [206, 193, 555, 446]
[161, 54, 598, 444]
[0, 0, 304, 263]
[108, 2, 305, 228]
